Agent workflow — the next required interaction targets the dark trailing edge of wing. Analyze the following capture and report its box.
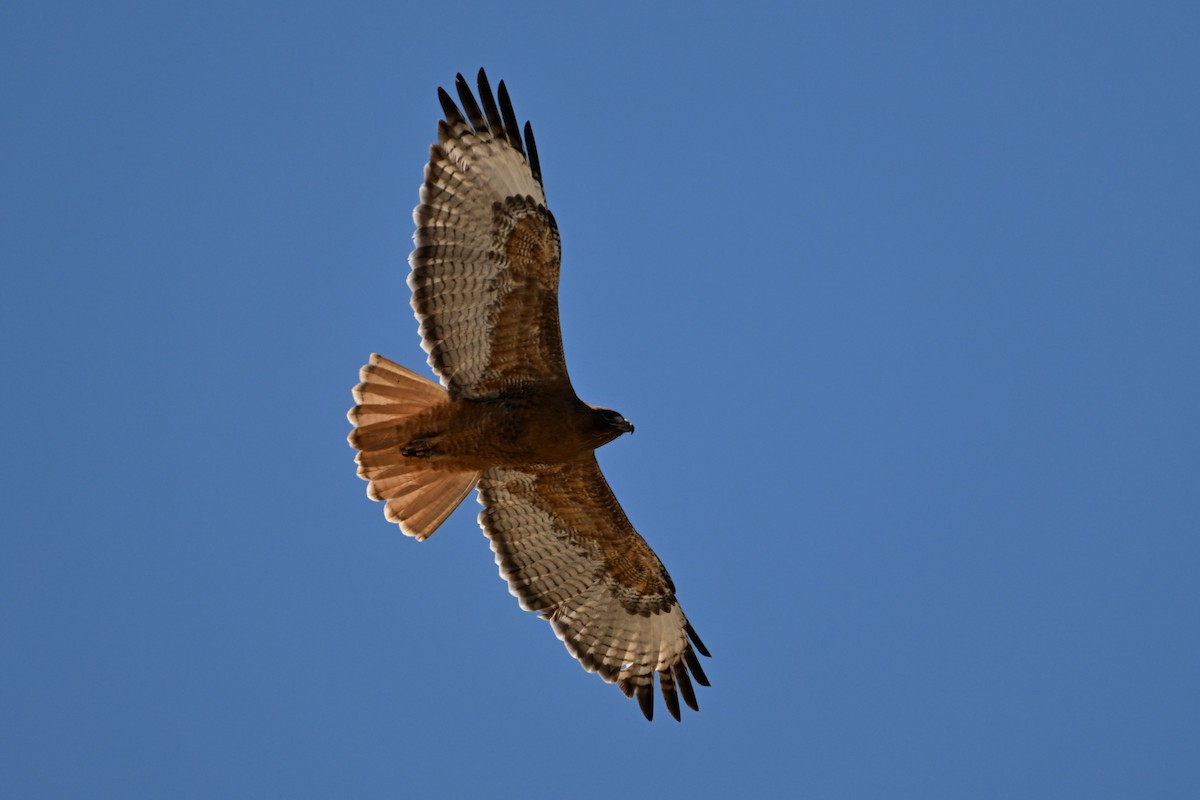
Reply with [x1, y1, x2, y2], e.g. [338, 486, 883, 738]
[438, 68, 544, 191]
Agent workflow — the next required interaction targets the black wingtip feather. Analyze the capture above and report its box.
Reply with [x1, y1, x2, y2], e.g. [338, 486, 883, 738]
[437, 87, 465, 127]
[636, 683, 654, 721]
[660, 670, 681, 722]
[684, 648, 710, 687]
[686, 622, 711, 658]
[476, 69, 505, 138]
[524, 120, 542, 186]
[455, 73, 486, 132]
[496, 80, 525, 157]
[674, 662, 699, 712]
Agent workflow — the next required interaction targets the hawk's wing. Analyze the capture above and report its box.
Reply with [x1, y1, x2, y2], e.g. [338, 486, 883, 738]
[478, 457, 711, 721]
[410, 70, 569, 400]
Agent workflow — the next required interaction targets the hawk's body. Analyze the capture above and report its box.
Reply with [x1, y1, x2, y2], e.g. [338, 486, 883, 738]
[353, 375, 614, 470]
[348, 70, 709, 721]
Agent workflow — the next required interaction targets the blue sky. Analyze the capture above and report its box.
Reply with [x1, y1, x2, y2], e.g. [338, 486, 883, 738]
[3, 1, 1198, 797]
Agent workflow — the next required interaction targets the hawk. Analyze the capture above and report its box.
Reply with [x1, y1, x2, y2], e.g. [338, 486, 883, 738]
[348, 69, 710, 721]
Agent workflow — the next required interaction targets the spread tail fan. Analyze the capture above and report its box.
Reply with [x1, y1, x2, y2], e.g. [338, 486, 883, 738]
[348, 354, 479, 540]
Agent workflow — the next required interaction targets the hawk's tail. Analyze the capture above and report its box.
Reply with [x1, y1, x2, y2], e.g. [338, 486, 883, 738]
[347, 354, 479, 540]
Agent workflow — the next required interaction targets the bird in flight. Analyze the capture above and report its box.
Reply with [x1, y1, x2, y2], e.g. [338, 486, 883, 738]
[348, 69, 709, 721]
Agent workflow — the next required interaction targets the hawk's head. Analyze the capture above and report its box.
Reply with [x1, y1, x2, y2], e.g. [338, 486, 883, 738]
[587, 406, 634, 447]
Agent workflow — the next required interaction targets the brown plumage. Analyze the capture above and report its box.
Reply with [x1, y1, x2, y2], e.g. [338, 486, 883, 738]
[348, 69, 709, 721]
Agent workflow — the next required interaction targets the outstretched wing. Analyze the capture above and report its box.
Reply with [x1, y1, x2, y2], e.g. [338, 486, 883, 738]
[410, 69, 569, 400]
[477, 457, 711, 721]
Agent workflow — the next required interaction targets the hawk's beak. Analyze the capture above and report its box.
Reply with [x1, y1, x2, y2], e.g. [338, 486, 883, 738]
[622, 420, 635, 435]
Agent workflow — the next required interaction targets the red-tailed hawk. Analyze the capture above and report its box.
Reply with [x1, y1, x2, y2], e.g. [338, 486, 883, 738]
[348, 69, 709, 721]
